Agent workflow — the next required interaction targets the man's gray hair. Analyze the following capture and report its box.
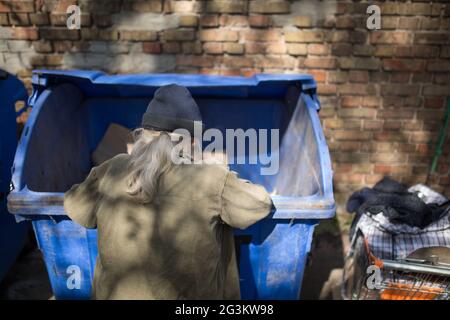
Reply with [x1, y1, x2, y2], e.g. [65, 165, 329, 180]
[126, 129, 177, 203]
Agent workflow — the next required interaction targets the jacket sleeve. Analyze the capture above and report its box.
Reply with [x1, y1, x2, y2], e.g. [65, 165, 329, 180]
[64, 162, 109, 229]
[220, 171, 273, 230]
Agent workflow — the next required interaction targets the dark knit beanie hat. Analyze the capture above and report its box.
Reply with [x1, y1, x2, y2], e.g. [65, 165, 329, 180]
[141, 84, 203, 135]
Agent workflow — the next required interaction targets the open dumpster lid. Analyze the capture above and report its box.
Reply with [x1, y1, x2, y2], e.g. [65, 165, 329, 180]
[29, 70, 320, 108]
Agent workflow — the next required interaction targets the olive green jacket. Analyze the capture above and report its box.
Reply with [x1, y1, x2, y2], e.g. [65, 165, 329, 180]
[64, 154, 273, 300]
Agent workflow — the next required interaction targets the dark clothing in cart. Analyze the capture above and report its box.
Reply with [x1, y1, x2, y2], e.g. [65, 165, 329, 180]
[347, 177, 450, 232]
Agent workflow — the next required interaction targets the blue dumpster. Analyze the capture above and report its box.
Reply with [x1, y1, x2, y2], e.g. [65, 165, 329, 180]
[0, 70, 30, 282]
[8, 70, 335, 299]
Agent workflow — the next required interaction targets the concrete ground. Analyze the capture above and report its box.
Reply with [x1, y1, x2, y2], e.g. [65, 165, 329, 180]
[0, 233, 53, 300]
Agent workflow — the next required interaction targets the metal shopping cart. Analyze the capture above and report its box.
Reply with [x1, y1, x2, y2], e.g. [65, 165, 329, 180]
[343, 231, 450, 300]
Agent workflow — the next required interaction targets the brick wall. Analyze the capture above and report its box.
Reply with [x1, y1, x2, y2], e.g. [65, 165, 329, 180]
[1, 0, 449, 214]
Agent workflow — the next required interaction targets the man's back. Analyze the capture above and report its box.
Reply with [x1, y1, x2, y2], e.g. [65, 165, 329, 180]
[64, 154, 273, 299]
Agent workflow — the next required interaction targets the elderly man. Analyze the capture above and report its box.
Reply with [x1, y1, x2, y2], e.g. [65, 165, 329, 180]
[64, 84, 273, 300]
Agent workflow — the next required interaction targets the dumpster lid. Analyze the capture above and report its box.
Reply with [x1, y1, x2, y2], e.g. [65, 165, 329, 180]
[30, 70, 319, 103]
[31, 69, 317, 87]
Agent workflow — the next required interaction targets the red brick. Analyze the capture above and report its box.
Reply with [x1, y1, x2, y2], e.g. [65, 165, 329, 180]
[286, 43, 307, 56]
[423, 85, 449, 96]
[323, 119, 344, 130]
[248, 15, 271, 28]
[179, 15, 199, 27]
[307, 44, 328, 55]
[371, 153, 408, 164]
[397, 2, 433, 16]
[383, 59, 426, 72]
[130, 0, 162, 13]
[398, 17, 420, 30]
[162, 42, 181, 54]
[0, 13, 9, 25]
[33, 40, 53, 53]
[8, 13, 29, 26]
[384, 120, 402, 130]
[353, 45, 374, 57]
[362, 96, 381, 108]
[245, 42, 265, 54]
[317, 84, 337, 95]
[142, 42, 161, 54]
[207, 0, 248, 13]
[327, 31, 349, 43]
[199, 15, 218, 27]
[224, 42, 244, 55]
[53, 41, 72, 52]
[395, 45, 439, 58]
[162, 29, 195, 42]
[380, 84, 420, 97]
[338, 84, 377, 96]
[53, 0, 78, 13]
[414, 33, 450, 44]
[265, 41, 286, 54]
[349, 71, 369, 83]
[370, 32, 411, 44]
[434, 74, 450, 85]
[176, 55, 217, 68]
[328, 71, 348, 84]
[41, 28, 79, 40]
[378, 109, 414, 119]
[292, 16, 312, 28]
[30, 54, 63, 67]
[304, 57, 337, 69]
[336, 16, 354, 29]
[339, 57, 380, 70]
[219, 15, 248, 27]
[182, 42, 202, 55]
[341, 142, 363, 152]
[374, 46, 396, 57]
[203, 42, 223, 54]
[403, 121, 422, 131]
[379, 16, 398, 30]
[428, 60, 450, 72]
[338, 108, 376, 119]
[13, 27, 39, 40]
[308, 70, 326, 83]
[249, 1, 290, 14]
[410, 131, 438, 144]
[121, 31, 157, 41]
[333, 163, 353, 174]
[390, 72, 410, 83]
[284, 30, 324, 43]
[200, 29, 238, 42]
[0, 0, 34, 13]
[79, 0, 125, 13]
[334, 130, 371, 141]
[241, 29, 280, 41]
[374, 131, 407, 142]
[223, 56, 254, 68]
[424, 98, 444, 109]
[331, 43, 352, 56]
[374, 165, 412, 175]
[333, 173, 365, 184]
[254, 56, 295, 69]
[364, 120, 383, 131]
[420, 17, 440, 30]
